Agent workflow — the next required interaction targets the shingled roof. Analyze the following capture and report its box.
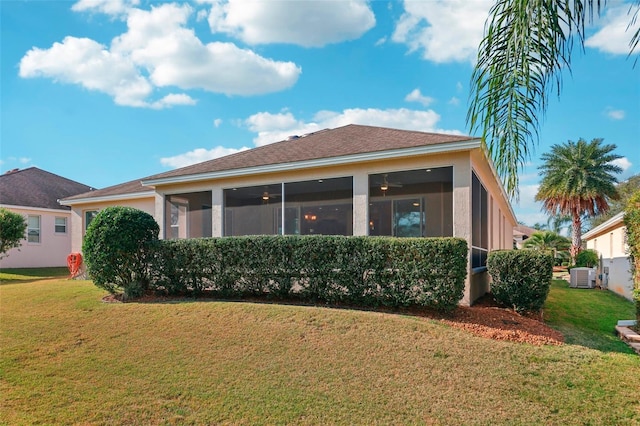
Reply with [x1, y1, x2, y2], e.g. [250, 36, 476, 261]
[62, 178, 152, 202]
[145, 124, 476, 183]
[0, 167, 94, 210]
[63, 124, 479, 203]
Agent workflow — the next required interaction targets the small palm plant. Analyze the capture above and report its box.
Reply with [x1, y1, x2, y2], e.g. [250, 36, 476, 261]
[536, 138, 621, 264]
[523, 230, 570, 264]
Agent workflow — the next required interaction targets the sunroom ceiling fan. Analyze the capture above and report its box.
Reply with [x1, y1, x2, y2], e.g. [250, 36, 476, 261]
[378, 174, 403, 191]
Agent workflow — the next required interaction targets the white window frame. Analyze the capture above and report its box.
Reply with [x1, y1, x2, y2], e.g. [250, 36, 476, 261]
[27, 215, 41, 244]
[55, 216, 67, 234]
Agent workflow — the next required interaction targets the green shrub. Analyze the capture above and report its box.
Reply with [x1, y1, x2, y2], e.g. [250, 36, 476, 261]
[0, 208, 27, 259]
[487, 250, 554, 313]
[624, 190, 640, 323]
[149, 236, 468, 311]
[575, 249, 599, 268]
[83, 207, 159, 299]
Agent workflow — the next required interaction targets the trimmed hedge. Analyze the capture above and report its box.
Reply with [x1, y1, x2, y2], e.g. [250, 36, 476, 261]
[83, 207, 159, 298]
[487, 250, 554, 313]
[148, 236, 468, 311]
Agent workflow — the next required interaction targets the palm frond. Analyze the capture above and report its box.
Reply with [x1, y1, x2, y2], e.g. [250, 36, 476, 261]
[468, 0, 638, 199]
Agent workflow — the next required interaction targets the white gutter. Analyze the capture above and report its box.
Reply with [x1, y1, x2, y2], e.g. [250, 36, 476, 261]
[59, 190, 155, 206]
[142, 139, 481, 186]
[583, 211, 625, 240]
[0, 204, 73, 214]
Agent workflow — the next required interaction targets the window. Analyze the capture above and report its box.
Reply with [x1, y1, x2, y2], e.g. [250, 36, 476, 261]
[223, 177, 353, 236]
[369, 167, 453, 237]
[284, 177, 353, 236]
[27, 215, 41, 243]
[85, 210, 98, 231]
[471, 172, 488, 269]
[55, 217, 67, 233]
[165, 192, 213, 240]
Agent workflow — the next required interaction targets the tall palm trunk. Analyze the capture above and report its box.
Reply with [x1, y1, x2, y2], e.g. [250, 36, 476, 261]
[570, 212, 582, 264]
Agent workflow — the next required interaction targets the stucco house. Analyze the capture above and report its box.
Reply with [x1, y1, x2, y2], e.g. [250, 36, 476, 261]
[61, 124, 516, 305]
[0, 167, 93, 268]
[583, 212, 634, 301]
[513, 224, 537, 249]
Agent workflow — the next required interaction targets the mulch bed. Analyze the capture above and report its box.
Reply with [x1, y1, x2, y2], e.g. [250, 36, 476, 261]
[102, 292, 564, 346]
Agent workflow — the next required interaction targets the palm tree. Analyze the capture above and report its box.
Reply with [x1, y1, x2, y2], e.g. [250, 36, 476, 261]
[535, 138, 622, 263]
[523, 230, 570, 252]
[546, 214, 571, 236]
[468, 0, 639, 199]
[523, 230, 571, 264]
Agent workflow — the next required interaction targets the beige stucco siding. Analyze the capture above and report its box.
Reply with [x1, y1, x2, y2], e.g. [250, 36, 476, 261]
[67, 197, 156, 253]
[468, 150, 517, 305]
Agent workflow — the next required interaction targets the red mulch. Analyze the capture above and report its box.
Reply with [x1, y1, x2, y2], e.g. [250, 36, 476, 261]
[102, 292, 564, 346]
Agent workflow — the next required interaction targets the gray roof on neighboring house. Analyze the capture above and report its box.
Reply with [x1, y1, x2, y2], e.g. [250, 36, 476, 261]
[0, 167, 94, 210]
[63, 124, 478, 203]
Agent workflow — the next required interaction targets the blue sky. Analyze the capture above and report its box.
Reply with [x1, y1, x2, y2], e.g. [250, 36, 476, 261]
[2, 0, 638, 226]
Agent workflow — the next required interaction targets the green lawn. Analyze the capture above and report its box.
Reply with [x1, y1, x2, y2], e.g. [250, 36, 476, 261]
[545, 279, 637, 353]
[0, 267, 68, 284]
[1, 277, 639, 425]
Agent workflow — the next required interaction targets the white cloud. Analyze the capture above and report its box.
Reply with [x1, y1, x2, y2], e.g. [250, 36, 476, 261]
[19, 3, 301, 107]
[150, 93, 197, 109]
[72, 0, 139, 16]
[213, 118, 223, 128]
[586, 4, 640, 55]
[113, 4, 301, 95]
[611, 157, 632, 172]
[203, 0, 375, 47]
[19, 157, 32, 164]
[245, 107, 462, 147]
[606, 108, 625, 120]
[448, 96, 459, 106]
[160, 146, 249, 168]
[392, 0, 493, 63]
[19, 36, 153, 107]
[512, 183, 546, 226]
[404, 88, 435, 106]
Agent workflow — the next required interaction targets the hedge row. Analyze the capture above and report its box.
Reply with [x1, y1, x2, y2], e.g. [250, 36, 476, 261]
[147, 236, 468, 311]
[487, 249, 554, 313]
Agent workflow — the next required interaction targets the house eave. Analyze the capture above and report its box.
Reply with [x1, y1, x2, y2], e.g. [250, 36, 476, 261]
[0, 204, 72, 214]
[142, 139, 482, 187]
[583, 212, 626, 240]
[59, 190, 155, 206]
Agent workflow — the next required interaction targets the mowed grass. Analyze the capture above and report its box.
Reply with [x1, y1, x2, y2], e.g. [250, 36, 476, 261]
[545, 279, 637, 352]
[1, 279, 639, 425]
[0, 267, 68, 284]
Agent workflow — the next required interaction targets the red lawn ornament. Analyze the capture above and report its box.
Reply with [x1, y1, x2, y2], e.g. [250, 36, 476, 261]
[67, 252, 83, 278]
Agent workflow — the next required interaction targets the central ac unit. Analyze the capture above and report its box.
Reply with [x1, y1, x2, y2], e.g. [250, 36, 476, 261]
[570, 267, 596, 289]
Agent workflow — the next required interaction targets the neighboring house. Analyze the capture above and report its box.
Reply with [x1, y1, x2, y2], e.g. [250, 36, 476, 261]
[0, 167, 93, 268]
[61, 124, 517, 305]
[583, 212, 634, 301]
[513, 224, 537, 249]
